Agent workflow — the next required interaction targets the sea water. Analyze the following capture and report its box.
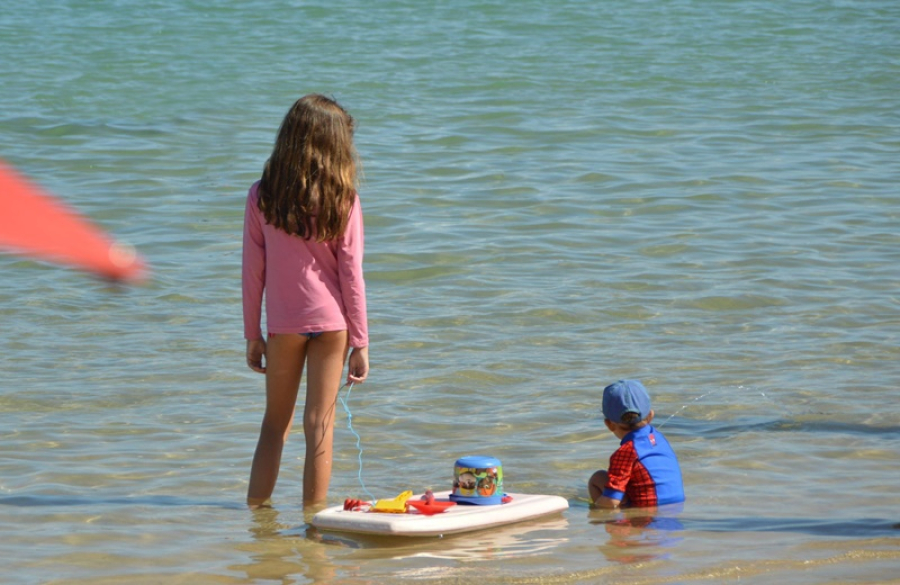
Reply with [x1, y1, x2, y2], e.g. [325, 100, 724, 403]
[1, 0, 898, 583]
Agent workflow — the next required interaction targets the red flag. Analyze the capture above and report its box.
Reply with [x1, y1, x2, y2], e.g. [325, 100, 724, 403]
[0, 161, 146, 282]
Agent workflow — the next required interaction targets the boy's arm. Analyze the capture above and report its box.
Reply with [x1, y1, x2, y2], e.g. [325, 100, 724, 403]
[594, 443, 637, 508]
[589, 470, 624, 508]
[593, 495, 622, 509]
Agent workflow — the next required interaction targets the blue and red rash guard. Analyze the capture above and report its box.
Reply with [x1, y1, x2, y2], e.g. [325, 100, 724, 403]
[603, 425, 685, 507]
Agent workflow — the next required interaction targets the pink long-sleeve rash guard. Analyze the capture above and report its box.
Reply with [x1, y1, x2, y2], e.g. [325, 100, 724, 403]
[242, 181, 369, 348]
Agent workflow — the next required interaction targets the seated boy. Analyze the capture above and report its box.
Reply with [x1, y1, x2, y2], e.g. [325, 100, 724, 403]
[589, 380, 685, 508]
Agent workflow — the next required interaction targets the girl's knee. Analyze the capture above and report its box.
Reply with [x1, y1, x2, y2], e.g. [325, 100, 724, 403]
[303, 409, 336, 437]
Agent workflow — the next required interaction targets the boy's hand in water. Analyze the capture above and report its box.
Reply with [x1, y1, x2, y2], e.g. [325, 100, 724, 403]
[347, 346, 369, 383]
[246, 339, 267, 373]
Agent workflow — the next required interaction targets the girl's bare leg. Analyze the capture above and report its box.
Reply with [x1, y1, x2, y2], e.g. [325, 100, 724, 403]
[247, 334, 307, 508]
[302, 330, 349, 507]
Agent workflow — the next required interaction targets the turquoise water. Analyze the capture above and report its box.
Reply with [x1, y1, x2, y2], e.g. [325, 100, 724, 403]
[2, 0, 899, 582]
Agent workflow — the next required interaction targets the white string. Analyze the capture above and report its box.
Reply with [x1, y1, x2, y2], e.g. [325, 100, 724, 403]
[656, 389, 720, 429]
[656, 386, 774, 429]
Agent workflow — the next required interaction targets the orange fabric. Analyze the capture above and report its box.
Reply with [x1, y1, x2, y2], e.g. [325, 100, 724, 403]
[0, 161, 145, 281]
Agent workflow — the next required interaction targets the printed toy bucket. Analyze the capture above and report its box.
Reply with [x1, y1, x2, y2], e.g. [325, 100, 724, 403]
[450, 455, 504, 505]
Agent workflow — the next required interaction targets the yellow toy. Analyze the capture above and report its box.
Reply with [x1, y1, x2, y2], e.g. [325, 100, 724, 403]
[370, 490, 413, 513]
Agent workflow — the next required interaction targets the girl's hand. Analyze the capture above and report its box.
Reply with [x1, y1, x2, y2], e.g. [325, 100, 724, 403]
[347, 346, 369, 384]
[246, 339, 267, 373]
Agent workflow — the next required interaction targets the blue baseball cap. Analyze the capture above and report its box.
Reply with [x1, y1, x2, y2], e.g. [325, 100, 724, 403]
[602, 380, 652, 423]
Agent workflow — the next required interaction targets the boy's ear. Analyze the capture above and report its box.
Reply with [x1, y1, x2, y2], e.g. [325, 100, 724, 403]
[647, 410, 655, 424]
[604, 419, 616, 433]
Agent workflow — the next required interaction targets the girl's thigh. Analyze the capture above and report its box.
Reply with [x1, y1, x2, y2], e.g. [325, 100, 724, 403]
[303, 331, 349, 416]
[264, 334, 309, 417]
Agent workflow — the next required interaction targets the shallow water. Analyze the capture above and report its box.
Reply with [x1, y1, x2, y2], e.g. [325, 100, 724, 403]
[1, 0, 899, 583]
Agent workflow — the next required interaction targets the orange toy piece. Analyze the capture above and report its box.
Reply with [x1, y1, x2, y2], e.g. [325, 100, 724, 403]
[406, 499, 456, 515]
[343, 498, 371, 512]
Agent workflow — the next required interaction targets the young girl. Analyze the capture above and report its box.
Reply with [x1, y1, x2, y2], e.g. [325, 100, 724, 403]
[242, 94, 369, 509]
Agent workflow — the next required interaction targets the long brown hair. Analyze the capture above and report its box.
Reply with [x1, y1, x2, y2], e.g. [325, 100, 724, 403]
[258, 94, 358, 241]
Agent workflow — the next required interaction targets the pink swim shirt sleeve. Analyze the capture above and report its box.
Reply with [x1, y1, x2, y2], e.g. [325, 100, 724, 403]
[242, 186, 266, 341]
[339, 198, 369, 348]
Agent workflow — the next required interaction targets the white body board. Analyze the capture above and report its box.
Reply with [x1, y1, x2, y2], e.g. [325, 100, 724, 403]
[311, 491, 568, 537]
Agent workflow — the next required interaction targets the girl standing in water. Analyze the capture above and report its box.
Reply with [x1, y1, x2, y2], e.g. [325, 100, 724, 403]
[242, 94, 369, 508]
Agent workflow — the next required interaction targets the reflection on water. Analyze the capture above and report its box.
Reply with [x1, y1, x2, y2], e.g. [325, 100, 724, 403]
[392, 516, 569, 561]
[234, 512, 572, 583]
[227, 508, 340, 585]
[590, 503, 685, 565]
[382, 516, 570, 583]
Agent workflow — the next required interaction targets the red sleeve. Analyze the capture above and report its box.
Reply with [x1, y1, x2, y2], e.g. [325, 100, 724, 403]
[603, 441, 637, 500]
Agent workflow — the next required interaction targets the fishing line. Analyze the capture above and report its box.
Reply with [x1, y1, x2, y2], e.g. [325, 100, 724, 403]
[656, 388, 722, 429]
[655, 385, 772, 429]
[338, 382, 376, 501]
